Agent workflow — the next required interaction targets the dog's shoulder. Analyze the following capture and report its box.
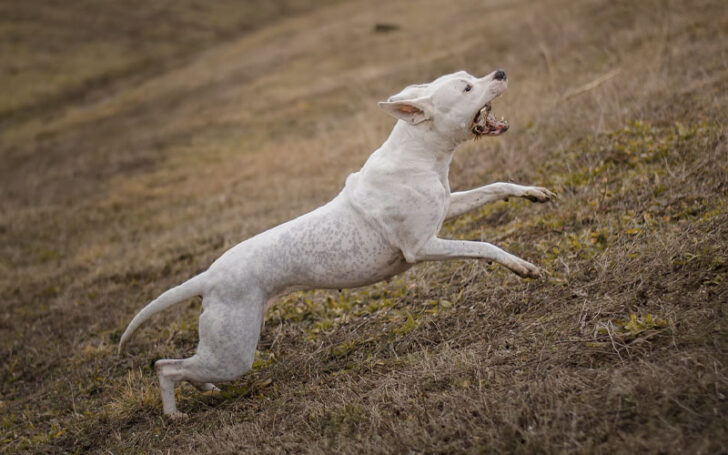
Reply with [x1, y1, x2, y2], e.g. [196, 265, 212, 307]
[343, 170, 448, 263]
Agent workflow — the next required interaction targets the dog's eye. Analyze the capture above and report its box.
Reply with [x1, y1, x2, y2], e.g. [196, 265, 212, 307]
[464, 84, 473, 92]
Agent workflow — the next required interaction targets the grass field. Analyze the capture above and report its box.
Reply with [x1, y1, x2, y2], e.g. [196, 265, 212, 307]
[1, 0, 727, 453]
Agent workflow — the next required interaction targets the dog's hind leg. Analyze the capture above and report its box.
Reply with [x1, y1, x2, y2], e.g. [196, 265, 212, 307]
[154, 291, 264, 418]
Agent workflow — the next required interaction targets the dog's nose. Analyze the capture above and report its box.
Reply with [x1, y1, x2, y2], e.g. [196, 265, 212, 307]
[494, 69, 507, 81]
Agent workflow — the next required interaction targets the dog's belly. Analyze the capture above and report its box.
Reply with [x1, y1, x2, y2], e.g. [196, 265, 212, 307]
[211, 195, 412, 295]
[271, 197, 412, 290]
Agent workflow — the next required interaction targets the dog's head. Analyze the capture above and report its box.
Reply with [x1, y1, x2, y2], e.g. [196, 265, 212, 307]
[379, 70, 509, 144]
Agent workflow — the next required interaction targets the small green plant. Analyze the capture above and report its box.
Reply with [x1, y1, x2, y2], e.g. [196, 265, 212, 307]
[597, 313, 669, 341]
[614, 313, 669, 337]
[393, 311, 420, 335]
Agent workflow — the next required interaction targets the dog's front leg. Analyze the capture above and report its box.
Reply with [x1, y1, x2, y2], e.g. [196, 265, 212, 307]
[411, 237, 540, 278]
[446, 183, 555, 220]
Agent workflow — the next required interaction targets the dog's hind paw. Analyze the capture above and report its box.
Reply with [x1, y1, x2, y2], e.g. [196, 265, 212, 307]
[206, 384, 221, 393]
[166, 411, 189, 421]
[192, 382, 220, 393]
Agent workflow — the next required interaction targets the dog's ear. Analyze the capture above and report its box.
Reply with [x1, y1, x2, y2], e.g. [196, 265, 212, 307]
[378, 97, 433, 125]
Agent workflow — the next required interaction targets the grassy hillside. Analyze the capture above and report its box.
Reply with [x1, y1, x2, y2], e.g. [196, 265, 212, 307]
[1, 0, 726, 453]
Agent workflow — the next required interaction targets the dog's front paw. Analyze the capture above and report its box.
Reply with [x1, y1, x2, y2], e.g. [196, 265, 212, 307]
[521, 186, 556, 203]
[509, 258, 542, 279]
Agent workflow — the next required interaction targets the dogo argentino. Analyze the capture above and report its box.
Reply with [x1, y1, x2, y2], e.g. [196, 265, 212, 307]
[119, 69, 555, 418]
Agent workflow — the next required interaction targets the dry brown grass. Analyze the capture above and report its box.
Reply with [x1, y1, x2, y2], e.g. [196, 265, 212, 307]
[1, 0, 727, 453]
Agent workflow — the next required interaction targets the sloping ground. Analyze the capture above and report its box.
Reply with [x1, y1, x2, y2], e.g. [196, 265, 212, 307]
[1, 0, 727, 453]
[0, 0, 340, 121]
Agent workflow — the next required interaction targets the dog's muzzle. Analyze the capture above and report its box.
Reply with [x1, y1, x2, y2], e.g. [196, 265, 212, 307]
[472, 103, 509, 137]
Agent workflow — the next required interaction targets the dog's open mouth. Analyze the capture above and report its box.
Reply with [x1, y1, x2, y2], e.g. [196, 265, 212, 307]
[472, 103, 509, 137]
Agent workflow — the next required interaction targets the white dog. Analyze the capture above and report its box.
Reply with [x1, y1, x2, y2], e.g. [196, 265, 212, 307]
[119, 69, 555, 418]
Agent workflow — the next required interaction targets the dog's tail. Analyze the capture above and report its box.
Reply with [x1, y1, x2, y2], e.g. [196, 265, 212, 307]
[118, 273, 207, 354]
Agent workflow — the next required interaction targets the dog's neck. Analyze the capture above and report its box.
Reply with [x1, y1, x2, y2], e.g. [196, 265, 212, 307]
[384, 121, 458, 159]
[375, 121, 458, 183]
